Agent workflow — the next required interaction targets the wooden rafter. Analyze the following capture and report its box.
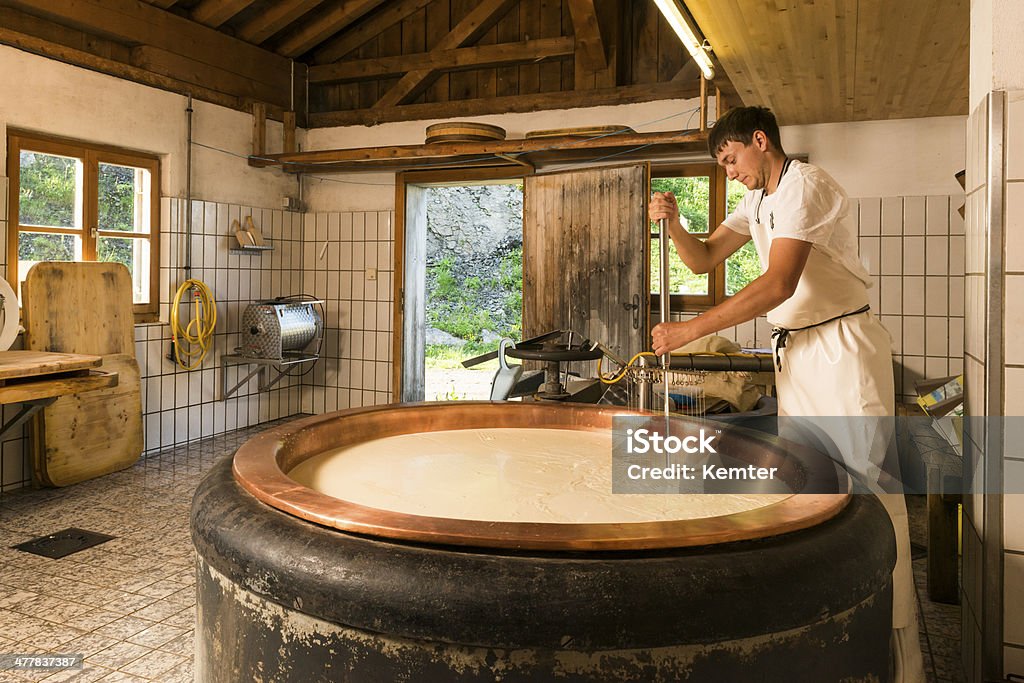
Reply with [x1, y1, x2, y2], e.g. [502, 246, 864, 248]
[375, 0, 518, 108]
[566, 0, 606, 72]
[309, 37, 573, 84]
[3, 0, 291, 86]
[236, 0, 326, 45]
[312, 0, 432, 65]
[190, 0, 257, 28]
[275, 0, 386, 58]
[316, 79, 699, 127]
[145, 0, 180, 9]
[0, 17, 286, 117]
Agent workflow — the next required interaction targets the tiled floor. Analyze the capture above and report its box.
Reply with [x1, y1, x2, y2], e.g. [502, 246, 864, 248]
[0, 422, 967, 682]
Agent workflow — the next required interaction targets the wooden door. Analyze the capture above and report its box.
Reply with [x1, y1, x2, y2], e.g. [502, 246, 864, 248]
[523, 163, 650, 367]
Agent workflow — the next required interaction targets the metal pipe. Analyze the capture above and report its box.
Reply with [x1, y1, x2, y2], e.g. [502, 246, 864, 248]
[659, 218, 671, 417]
[185, 94, 193, 275]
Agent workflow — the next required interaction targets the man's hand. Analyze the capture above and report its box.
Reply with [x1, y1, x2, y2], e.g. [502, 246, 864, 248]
[651, 320, 700, 356]
[649, 191, 681, 227]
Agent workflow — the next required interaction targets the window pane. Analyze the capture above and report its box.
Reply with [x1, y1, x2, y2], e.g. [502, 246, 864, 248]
[651, 176, 710, 233]
[724, 178, 759, 296]
[725, 241, 761, 296]
[99, 163, 151, 234]
[18, 151, 83, 229]
[652, 237, 708, 295]
[726, 178, 746, 214]
[651, 175, 711, 297]
[98, 236, 150, 304]
[18, 232, 82, 292]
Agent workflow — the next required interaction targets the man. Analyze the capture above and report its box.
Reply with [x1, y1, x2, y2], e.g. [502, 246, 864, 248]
[649, 106, 923, 682]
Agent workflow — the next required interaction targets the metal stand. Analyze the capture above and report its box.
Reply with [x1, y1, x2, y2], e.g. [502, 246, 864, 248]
[220, 353, 318, 400]
[0, 398, 57, 441]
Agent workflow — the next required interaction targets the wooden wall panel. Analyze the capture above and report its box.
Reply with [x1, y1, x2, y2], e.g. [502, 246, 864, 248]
[495, 5, 520, 96]
[377, 17, 403, 101]
[447, 0, 476, 100]
[633, 0, 660, 85]
[523, 163, 649, 372]
[537, 0, 563, 92]
[518, 0, 540, 95]
[476, 20, 498, 99]
[425, 0, 450, 102]
[358, 37, 378, 108]
[309, 0, 696, 118]
[402, 6, 428, 103]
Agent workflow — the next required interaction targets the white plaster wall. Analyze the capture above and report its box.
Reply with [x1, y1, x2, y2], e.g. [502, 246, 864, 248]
[0, 45, 298, 208]
[781, 117, 967, 198]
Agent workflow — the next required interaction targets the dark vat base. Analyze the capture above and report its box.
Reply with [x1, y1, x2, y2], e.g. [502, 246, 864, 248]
[193, 457, 895, 682]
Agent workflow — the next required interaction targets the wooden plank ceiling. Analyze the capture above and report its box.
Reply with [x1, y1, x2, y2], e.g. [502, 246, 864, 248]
[0, 0, 715, 127]
[685, 0, 970, 125]
[0, 0, 969, 130]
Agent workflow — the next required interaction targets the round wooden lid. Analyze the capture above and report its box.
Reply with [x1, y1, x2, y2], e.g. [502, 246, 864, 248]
[425, 121, 507, 144]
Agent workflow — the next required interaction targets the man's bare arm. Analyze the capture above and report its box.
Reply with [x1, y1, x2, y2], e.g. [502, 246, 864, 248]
[649, 191, 749, 274]
[651, 238, 813, 355]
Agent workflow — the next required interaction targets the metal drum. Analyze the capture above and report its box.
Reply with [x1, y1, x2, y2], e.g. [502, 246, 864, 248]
[238, 300, 322, 360]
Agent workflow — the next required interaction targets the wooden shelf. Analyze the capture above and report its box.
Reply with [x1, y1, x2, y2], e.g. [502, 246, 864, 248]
[249, 128, 710, 175]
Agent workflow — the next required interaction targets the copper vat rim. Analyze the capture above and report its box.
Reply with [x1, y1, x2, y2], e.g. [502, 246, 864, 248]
[232, 402, 851, 552]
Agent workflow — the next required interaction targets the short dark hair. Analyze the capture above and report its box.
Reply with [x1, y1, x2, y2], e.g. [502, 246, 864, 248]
[707, 106, 785, 158]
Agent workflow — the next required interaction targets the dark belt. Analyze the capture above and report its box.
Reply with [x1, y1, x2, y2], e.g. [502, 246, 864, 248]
[770, 305, 871, 372]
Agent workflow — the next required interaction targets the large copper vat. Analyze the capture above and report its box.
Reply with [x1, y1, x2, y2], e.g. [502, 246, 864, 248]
[192, 402, 896, 682]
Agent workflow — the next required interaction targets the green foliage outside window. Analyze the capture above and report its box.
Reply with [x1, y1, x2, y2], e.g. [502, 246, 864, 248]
[18, 152, 139, 275]
[650, 175, 762, 301]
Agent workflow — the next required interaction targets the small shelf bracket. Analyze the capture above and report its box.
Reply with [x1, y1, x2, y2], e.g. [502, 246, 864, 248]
[220, 353, 318, 400]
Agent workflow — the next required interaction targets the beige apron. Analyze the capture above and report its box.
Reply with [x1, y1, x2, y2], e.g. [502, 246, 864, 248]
[770, 305, 923, 683]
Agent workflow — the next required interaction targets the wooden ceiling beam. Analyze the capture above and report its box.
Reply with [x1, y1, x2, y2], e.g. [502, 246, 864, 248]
[312, 0, 432, 65]
[145, 0, 180, 9]
[312, 79, 700, 127]
[3, 0, 291, 88]
[190, 0, 258, 29]
[236, 0, 327, 45]
[566, 0, 606, 72]
[0, 21, 289, 119]
[309, 36, 573, 84]
[375, 0, 518, 108]
[275, 0, 387, 58]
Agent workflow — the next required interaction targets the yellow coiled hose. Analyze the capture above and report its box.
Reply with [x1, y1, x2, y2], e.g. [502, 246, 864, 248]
[171, 279, 217, 370]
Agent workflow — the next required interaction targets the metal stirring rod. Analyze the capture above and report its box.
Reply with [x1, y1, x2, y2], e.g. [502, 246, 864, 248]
[658, 217, 671, 419]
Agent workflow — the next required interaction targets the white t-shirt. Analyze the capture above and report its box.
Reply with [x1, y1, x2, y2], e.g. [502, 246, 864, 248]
[721, 160, 872, 328]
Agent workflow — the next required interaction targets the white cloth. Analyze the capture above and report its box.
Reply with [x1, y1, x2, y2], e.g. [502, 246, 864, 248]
[723, 160, 924, 682]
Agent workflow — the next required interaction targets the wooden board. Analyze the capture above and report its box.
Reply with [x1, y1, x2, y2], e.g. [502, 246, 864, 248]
[22, 262, 143, 487]
[0, 351, 100, 380]
[0, 370, 117, 406]
[523, 163, 649, 377]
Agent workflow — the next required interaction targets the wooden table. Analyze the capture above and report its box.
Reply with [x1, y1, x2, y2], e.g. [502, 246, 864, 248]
[0, 351, 118, 441]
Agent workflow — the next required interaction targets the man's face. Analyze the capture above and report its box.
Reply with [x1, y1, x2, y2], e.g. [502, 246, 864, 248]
[715, 135, 769, 190]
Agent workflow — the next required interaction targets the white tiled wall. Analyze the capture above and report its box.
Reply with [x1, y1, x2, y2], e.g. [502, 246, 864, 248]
[0, 176, 399, 494]
[856, 195, 966, 399]
[300, 211, 395, 414]
[136, 198, 307, 455]
[1004, 90, 1024, 672]
[961, 91, 990, 683]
